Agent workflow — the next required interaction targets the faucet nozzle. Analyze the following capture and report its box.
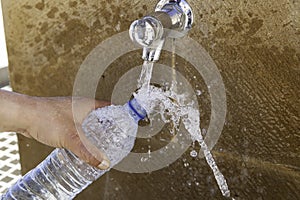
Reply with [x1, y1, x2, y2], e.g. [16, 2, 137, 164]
[129, 0, 193, 62]
[129, 16, 166, 62]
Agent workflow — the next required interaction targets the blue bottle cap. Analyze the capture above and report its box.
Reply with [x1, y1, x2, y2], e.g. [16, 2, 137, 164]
[128, 98, 147, 121]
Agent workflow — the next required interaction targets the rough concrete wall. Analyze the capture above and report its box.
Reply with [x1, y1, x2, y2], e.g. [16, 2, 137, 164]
[2, 0, 299, 199]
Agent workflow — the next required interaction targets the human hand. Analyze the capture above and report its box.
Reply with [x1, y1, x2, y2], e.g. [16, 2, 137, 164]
[24, 96, 111, 170]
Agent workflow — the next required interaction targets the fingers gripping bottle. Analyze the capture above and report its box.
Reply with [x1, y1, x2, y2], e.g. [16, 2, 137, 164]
[1, 98, 146, 200]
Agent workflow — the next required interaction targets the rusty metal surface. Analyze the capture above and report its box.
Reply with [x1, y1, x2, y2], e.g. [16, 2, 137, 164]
[1, 0, 299, 199]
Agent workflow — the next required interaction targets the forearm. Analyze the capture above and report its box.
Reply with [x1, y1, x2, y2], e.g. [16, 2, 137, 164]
[0, 90, 110, 168]
[0, 89, 36, 136]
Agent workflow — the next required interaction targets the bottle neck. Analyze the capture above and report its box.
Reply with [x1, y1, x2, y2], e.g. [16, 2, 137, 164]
[127, 98, 147, 122]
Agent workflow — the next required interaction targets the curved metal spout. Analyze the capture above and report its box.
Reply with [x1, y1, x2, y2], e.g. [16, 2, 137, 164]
[129, 0, 193, 62]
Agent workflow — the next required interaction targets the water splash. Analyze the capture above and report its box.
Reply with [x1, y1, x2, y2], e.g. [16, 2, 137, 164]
[134, 62, 231, 198]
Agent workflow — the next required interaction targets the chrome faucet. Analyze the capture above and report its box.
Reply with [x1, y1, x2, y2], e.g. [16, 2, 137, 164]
[129, 0, 193, 62]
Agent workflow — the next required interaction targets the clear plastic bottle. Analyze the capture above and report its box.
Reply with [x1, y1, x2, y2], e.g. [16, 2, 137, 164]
[1, 98, 147, 200]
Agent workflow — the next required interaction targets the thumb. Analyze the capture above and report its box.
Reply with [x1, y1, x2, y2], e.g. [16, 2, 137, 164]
[66, 133, 110, 170]
[94, 100, 111, 109]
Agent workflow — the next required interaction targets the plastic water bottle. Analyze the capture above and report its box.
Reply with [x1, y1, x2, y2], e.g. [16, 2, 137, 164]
[1, 98, 147, 200]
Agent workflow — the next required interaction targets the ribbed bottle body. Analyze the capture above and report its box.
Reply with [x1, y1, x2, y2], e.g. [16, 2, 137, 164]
[1, 99, 146, 199]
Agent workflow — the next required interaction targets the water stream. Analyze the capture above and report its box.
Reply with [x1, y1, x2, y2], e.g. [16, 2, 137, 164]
[134, 61, 232, 198]
[137, 61, 154, 91]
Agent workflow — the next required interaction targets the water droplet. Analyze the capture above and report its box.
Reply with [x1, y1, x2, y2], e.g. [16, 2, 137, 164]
[140, 157, 148, 162]
[196, 90, 202, 96]
[202, 128, 207, 136]
[184, 162, 190, 167]
[147, 149, 151, 158]
[190, 150, 198, 158]
[187, 180, 192, 186]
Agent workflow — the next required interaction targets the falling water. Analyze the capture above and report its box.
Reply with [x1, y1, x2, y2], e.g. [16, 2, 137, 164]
[137, 61, 154, 91]
[182, 107, 231, 198]
[135, 61, 231, 198]
[171, 38, 177, 93]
